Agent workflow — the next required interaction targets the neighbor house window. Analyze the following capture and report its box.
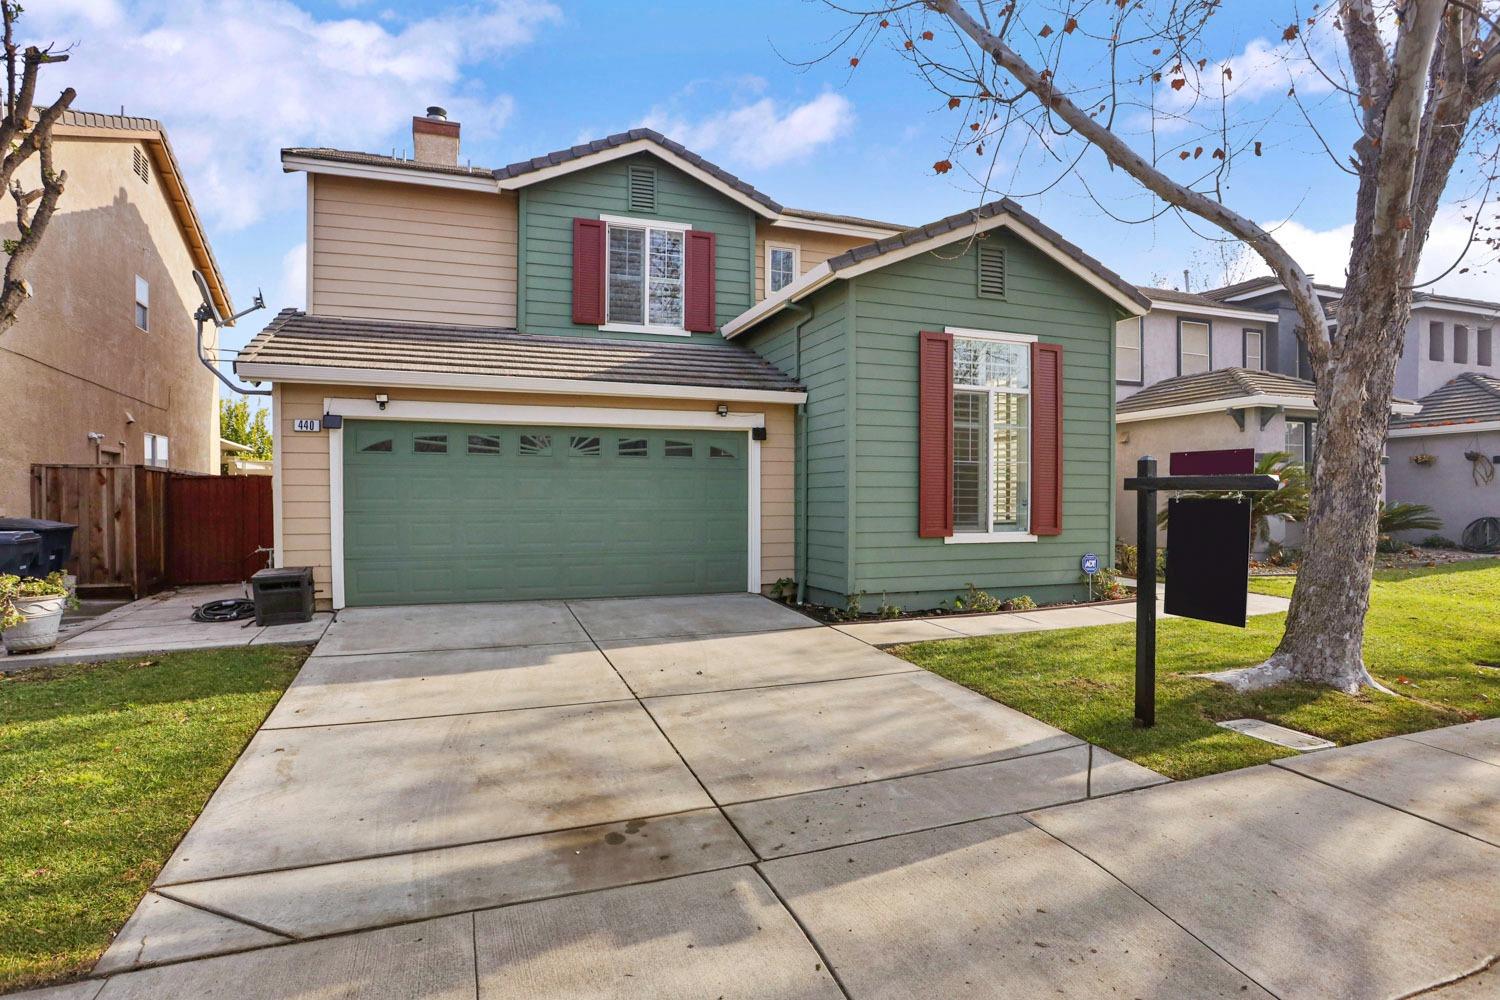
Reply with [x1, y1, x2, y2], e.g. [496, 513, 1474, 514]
[1480, 328, 1493, 367]
[1244, 329, 1263, 370]
[1116, 318, 1143, 384]
[952, 336, 1030, 535]
[1429, 322, 1444, 361]
[134, 276, 149, 331]
[1454, 324, 1469, 364]
[606, 218, 686, 331]
[1178, 320, 1211, 375]
[1284, 419, 1313, 466]
[144, 432, 169, 468]
[767, 245, 798, 294]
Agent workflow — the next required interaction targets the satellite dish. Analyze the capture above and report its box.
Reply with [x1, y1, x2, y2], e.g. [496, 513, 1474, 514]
[192, 268, 224, 326]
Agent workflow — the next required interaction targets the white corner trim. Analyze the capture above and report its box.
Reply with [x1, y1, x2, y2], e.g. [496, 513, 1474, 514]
[322, 397, 767, 609]
[281, 153, 498, 193]
[943, 533, 1039, 544]
[1388, 418, 1500, 437]
[945, 327, 1037, 344]
[233, 362, 807, 405]
[1146, 299, 1278, 323]
[271, 383, 284, 568]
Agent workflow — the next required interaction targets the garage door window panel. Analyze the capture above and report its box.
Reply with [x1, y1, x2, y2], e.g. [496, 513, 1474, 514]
[414, 434, 448, 454]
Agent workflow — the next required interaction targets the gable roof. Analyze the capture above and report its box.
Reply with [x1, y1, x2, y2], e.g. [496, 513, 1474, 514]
[1390, 372, 1500, 432]
[283, 146, 495, 179]
[723, 198, 1151, 338]
[1138, 286, 1278, 322]
[1117, 367, 1417, 422]
[54, 109, 233, 321]
[234, 310, 806, 403]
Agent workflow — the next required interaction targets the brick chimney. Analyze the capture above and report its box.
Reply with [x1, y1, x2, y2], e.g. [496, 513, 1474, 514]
[412, 106, 460, 166]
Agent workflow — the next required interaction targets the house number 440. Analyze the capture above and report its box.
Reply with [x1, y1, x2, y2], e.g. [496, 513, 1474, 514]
[293, 419, 321, 433]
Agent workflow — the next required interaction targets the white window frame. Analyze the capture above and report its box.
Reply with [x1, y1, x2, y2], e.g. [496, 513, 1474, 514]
[766, 243, 799, 295]
[597, 212, 692, 337]
[1116, 317, 1143, 384]
[1243, 328, 1263, 370]
[1178, 319, 1211, 375]
[144, 432, 169, 468]
[945, 328, 1037, 544]
[134, 275, 150, 331]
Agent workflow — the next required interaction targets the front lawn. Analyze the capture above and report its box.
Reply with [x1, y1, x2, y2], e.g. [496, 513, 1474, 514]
[895, 561, 1500, 781]
[0, 646, 308, 992]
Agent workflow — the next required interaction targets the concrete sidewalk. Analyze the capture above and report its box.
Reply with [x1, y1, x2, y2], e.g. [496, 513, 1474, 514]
[0, 584, 330, 672]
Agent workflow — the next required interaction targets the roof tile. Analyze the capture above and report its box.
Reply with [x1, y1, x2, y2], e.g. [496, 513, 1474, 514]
[1391, 372, 1500, 428]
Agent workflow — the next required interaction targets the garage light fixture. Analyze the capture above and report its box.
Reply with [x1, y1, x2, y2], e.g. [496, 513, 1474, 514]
[375, 394, 389, 411]
[715, 403, 728, 417]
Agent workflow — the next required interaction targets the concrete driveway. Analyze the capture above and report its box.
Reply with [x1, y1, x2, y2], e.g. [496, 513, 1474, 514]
[38, 595, 1499, 1000]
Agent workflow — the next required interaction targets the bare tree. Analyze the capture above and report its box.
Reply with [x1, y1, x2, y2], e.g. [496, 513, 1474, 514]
[0, 0, 73, 337]
[819, 1, 1500, 692]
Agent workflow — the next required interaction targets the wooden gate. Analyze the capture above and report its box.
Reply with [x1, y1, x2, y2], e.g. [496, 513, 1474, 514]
[166, 475, 272, 585]
[30, 464, 172, 597]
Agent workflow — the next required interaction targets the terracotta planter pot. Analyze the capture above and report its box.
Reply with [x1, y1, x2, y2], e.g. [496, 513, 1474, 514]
[3, 594, 67, 653]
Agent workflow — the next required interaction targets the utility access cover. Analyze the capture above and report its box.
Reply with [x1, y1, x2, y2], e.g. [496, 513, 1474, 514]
[1217, 719, 1335, 752]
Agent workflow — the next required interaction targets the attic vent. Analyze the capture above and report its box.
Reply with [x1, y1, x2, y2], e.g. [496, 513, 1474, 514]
[627, 164, 657, 213]
[132, 147, 149, 184]
[977, 242, 1005, 298]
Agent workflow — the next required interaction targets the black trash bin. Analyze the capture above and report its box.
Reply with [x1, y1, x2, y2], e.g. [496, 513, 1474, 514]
[0, 518, 77, 577]
[0, 530, 43, 577]
[250, 566, 314, 626]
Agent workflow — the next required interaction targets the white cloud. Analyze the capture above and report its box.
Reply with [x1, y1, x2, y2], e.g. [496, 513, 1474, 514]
[641, 91, 854, 169]
[1256, 204, 1500, 298]
[278, 242, 307, 310]
[24, 0, 559, 229]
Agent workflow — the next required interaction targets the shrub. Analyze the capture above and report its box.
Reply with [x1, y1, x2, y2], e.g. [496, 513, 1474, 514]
[875, 594, 903, 619]
[0, 572, 75, 629]
[768, 577, 796, 602]
[953, 583, 1004, 614]
[1378, 501, 1443, 536]
[1088, 566, 1127, 600]
[1002, 595, 1037, 611]
[1420, 534, 1457, 549]
[1115, 542, 1138, 577]
[843, 591, 865, 619]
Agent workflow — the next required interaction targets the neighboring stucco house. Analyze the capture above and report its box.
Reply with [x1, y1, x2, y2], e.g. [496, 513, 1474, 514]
[1386, 373, 1500, 543]
[0, 110, 232, 515]
[235, 109, 1147, 610]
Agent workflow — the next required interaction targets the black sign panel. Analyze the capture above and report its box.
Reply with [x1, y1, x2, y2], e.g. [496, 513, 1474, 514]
[1164, 497, 1252, 627]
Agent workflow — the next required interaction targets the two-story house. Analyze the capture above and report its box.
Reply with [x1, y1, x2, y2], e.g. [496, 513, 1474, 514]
[235, 109, 1149, 611]
[0, 110, 232, 514]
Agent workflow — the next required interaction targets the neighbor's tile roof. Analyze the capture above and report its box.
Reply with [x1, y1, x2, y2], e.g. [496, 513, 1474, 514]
[1411, 290, 1500, 313]
[821, 198, 1151, 311]
[492, 128, 784, 214]
[235, 310, 805, 393]
[1199, 277, 1345, 302]
[282, 146, 496, 178]
[1391, 372, 1500, 429]
[57, 109, 162, 131]
[1117, 368, 1321, 414]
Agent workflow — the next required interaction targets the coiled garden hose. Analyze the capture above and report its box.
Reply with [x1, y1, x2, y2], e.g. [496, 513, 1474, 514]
[190, 598, 258, 623]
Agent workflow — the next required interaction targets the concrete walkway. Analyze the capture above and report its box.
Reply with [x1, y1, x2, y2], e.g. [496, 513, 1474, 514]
[13, 595, 1496, 1000]
[0, 584, 331, 672]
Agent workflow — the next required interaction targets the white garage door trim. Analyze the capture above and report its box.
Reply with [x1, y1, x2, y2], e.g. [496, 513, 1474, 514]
[323, 397, 764, 610]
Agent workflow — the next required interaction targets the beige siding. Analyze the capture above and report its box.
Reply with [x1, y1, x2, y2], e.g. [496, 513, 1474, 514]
[754, 222, 873, 301]
[276, 383, 795, 607]
[309, 175, 518, 326]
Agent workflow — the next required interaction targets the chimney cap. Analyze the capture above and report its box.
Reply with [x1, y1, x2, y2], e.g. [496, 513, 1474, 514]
[425, 105, 448, 120]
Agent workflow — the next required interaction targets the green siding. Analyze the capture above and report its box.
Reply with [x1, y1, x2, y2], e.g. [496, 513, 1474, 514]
[740, 288, 851, 602]
[849, 230, 1120, 610]
[519, 153, 755, 342]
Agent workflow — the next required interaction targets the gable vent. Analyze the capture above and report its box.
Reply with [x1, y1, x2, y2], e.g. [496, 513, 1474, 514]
[627, 164, 657, 213]
[132, 147, 149, 184]
[977, 242, 1005, 299]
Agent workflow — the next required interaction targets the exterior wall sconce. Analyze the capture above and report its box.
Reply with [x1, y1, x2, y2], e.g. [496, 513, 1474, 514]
[715, 403, 729, 417]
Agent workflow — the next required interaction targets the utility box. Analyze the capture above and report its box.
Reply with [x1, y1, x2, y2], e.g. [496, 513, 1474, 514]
[250, 566, 314, 626]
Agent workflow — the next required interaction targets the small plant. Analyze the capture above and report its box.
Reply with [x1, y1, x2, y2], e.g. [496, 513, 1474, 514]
[1002, 594, 1037, 611]
[0, 572, 75, 630]
[768, 577, 796, 603]
[1378, 501, 1442, 536]
[843, 590, 866, 619]
[953, 583, 1004, 614]
[875, 594, 903, 619]
[1114, 542, 1138, 577]
[1411, 453, 1437, 466]
[1088, 566, 1127, 600]
[1419, 534, 1457, 549]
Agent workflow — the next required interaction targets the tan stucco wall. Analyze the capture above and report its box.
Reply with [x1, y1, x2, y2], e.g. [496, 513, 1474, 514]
[309, 175, 518, 326]
[753, 222, 872, 301]
[276, 382, 795, 606]
[0, 134, 218, 514]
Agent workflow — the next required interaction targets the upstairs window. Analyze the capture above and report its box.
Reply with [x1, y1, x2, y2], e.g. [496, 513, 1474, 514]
[607, 219, 686, 331]
[952, 336, 1030, 535]
[1430, 322, 1444, 361]
[1479, 328, 1493, 367]
[1454, 325, 1469, 364]
[1115, 318, 1143, 384]
[768, 245, 797, 294]
[134, 276, 150, 331]
[1178, 320, 1211, 375]
[1244, 329, 1263, 370]
[144, 432, 169, 468]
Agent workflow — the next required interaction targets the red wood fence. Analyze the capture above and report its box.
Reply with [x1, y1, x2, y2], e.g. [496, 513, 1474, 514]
[166, 475, 273, 586]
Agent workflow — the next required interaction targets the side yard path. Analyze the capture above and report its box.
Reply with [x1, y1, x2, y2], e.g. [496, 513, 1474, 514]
[898, 561, 1500, 778]
[0, 646, 310, 991]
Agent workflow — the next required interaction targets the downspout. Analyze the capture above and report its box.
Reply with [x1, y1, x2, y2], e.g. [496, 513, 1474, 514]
[783, 301, 814, 605]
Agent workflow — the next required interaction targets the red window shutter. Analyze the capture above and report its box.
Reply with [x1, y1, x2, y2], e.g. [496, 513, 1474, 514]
[918, 330, 955, 538]
[571, 218, 606, 325]
[1031, 342, 1065, 536]
[684, 230, 717, 332]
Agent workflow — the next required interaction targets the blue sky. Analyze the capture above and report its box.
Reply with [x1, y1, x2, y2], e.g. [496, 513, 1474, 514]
[31, 1, 1496, 390]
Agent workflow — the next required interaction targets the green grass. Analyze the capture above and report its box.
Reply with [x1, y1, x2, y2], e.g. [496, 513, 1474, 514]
[896, 561, 1500, 781]
[0, 645, 308, 992]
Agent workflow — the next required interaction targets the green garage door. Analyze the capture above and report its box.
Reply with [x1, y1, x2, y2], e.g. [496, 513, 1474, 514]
[342, 420, 749, 606]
